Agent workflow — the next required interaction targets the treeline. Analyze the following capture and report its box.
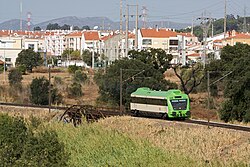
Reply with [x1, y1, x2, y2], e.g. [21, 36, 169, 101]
[178, 15, 250, 40]
[33, 23, 90, 31]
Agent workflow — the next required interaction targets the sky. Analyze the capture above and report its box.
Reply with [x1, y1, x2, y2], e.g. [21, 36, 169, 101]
[0, 0, 250, 24]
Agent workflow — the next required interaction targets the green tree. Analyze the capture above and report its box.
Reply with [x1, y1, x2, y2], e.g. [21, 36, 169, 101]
[128, 48, 173, 74]
[0, 114, 68, 166]
[8, 68, 23, 87]
[73, 70, 87, 83]
[67, 82, 83, 97]
[61, 48, 73, 60]
[218, 43, 250, 122]
[94, 59, 177, 106]
[33, 26, 41, 31]
[82, 50, 98, 67]
[30, 77, 62, 105]
[16, 49, 42, 73]
[173, 63, 205, 96]
[46, 23, 61, 30]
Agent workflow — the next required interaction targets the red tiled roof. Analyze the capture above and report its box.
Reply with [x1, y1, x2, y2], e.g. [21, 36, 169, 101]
[67, 32, 83, 37]
[84, 31, 99, 40]
[0, 60, 4, 65]
[226, 33, 250, 39]
[141, 28, 177, 38]
[100, 34, 114, 41]
[187, 53, 200, 57]
[214, 39, 222, 43]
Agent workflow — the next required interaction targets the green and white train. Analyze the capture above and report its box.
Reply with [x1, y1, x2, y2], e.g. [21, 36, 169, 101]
[130, 87, 190, 119]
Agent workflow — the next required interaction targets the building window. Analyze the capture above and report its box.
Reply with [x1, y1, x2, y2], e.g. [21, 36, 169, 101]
[28, 44, 35, 49]
[142, 39, 152, 45]
[5, 58, 11, 62]
[169, 40, 178, 45]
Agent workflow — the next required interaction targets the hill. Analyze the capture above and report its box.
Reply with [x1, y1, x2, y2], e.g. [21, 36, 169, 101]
[0, 16, 190, 30]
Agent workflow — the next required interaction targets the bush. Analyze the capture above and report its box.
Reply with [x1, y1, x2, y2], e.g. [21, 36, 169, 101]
[17, 65, 26, 75]
[8, 68, 23, 87]
[73, 70, 87, 83]
[67, 82, 83, 97]
[0, 114, 68, 166]
[68, 65, 80, 74]
[30, 77, 63, 105]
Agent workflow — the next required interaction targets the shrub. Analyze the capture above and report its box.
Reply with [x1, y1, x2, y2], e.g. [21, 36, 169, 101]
[67, 82, 83, 97]
[73, 70, 87, 83]
[17, 65, 26, 75]
[30, 77, 63, 105]
[8, 68, 23, 87]
[0, 114, 69, 166]
[68, 65, 80, 74]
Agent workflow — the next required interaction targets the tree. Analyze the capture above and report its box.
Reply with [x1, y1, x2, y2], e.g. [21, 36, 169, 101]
[46, 23, 61, 30]
[30, 77, 62, 105]
[0, 114, 68, 166]
[16, 49, 42, 73]
[82, 25, 90, 30]
[33, 26, 41, 31]
[82, 50, 98, 66]
[94, 59, 177, 106]
[128, 48, 173, 74]
[70, 50, 81, 60]
[61, 48, 73, 60]
[218, 43, 250, 122]
[173, 63, 205, 96]
[8, 68, 23, 87]
[61, 24, 70, 30]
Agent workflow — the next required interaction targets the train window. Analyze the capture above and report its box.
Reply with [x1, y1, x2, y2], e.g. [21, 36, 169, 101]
[131, 97, 167, 106]
[170, 99, 187, 110]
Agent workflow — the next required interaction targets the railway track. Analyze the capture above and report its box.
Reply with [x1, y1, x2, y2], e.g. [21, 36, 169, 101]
[0, 102, 250, 132]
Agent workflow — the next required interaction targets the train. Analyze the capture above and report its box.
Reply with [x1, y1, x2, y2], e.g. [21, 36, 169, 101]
[130, 87, 190, 119]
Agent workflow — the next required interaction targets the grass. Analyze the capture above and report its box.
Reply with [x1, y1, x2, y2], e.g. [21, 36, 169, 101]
[50, 122, 197, 167]
[99, 116, 250, 167]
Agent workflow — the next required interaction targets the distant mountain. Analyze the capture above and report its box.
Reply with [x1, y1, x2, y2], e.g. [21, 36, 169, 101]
[0, 16, 190, 31]
[0, 19, 32, 30]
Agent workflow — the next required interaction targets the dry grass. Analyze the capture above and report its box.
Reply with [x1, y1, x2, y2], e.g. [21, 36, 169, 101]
[99, 116, 250, 166]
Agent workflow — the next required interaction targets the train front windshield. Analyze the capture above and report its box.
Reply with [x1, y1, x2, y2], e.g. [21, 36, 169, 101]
[170, 99, 187, 110]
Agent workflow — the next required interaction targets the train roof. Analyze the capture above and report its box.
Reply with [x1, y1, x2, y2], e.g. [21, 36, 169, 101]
[131, 87, 187, 99]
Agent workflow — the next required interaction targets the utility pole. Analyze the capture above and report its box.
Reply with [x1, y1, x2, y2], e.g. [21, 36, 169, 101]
[120, 68, 145, 113]
[48, 65, 51, 113]
[92, 41, 95, 69]
[243, 5, 247, 33]
[125, 4, 129, 58]
[224, 0, 227, 39]
[197, 12, 213, 67]
[191, 16, 194, 35]
[207, 71, 210, 110]
[142, 6, 148, 28]
[135, 4, 139, 50]
[120, 0, 123, 34]
[120, 68, 123, 112]
[20, 0, 23, 31]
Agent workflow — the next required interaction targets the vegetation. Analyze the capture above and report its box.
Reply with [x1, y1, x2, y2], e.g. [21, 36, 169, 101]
[73, 70, 87, 83]
[204, 43, 250, 122]
[30, 77, 62, 105]
[82, 50, 99, 67]
[67, 82, 83, 98]
[129, 48, 173, 74]
[16, 49, 43, 73]
[178, 15, 250, 40]
[8, 68, 23, 87]
[46, 23, 90, 30]
[68, 65, 81, 74]
[95, 58, 177, 107]
[173, 63, 205, 96]
[0, 114, 68, 166]
[52, 122, 196, 167]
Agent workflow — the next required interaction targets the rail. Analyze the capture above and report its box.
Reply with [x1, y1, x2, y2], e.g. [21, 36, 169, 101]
[0, 102, 249, 132]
